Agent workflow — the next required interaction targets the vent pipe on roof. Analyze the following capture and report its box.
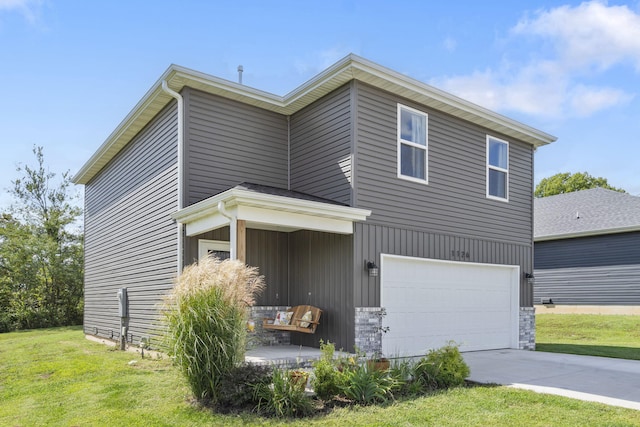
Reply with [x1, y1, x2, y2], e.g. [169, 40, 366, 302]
[237, 65, 243, 84]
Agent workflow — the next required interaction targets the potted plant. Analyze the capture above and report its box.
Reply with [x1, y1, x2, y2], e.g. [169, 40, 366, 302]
[367, 307, 390, 371]
[289, 370, 310, 391]
[366, 354, 390, 372]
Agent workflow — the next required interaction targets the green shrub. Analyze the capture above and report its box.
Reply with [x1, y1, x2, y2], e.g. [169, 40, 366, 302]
[339, 363, 395, 405]
[413, 343, 470, 390]
[254, 367, 315, 418]
[163, 256, 265, 404]
[388, 358, 417, 397]
[312, 340, 342, 401]
[217, 363, 272, 411]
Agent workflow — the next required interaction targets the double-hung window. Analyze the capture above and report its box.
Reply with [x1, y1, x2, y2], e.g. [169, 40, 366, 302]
[397, 104, 428, 183]
[486, 136, 509, 201]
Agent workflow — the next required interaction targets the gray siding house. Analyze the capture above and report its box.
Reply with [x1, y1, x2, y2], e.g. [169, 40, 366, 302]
[73, 55, 555, 356]
[534, 188, 640, 313]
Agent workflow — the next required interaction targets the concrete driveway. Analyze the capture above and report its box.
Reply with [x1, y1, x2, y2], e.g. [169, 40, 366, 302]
[463, 349, 640, 410]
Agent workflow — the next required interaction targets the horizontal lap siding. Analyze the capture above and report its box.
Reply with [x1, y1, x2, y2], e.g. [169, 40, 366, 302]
[353, 82, 534, 307]
[354, 82, 534, 246]
[84, 103, 178, 344]
[354, 223, 533, 307]
[535, 232, 640, 268]
[533, 265, 640, 305]
[290, 83, 352, 204]
[534, 233, 640, 305]
[184, 88, 288, 204]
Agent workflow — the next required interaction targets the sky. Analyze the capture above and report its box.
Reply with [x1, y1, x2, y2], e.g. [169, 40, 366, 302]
[1, 0, 639, 210]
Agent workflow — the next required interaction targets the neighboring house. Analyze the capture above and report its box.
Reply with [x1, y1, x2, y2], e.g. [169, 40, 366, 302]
[534, 188, 640, 313]
[72, 54, 555, 357]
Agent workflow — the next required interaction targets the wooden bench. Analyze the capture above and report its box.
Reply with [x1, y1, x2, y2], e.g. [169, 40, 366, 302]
[262, 305, 322, 334]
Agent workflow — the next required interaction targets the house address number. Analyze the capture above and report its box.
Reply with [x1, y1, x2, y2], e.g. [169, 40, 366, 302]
[451, 250, 470, 259]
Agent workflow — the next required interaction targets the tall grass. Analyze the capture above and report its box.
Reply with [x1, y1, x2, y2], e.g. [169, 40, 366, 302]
[162, 256, 264, 403]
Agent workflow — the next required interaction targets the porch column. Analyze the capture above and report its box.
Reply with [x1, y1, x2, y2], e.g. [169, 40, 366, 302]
[229, 218, 246, 263]
[237, 219, 246, 263]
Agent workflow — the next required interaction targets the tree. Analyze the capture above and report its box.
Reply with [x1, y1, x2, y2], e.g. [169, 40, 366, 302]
[0, 146, 83, 331]
[534, 172, 626, 198]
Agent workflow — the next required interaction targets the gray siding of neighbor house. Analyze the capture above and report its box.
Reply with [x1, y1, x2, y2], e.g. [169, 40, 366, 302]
[290, 83, 352, 204]
[289, 230, 354, 351]
[352, 82, 534, 307]
[183, 87, 289, 205]
[83, 103, 178, 345]
[534, 232, 640, 305]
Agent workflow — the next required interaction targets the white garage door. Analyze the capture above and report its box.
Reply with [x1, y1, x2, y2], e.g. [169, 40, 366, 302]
[381, 254, 519, 357]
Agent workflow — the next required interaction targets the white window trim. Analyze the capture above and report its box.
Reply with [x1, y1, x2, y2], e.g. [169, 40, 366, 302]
[486, 135, 509, 202]
[397, 104, 428, 184]
[198, 239, 231, 259]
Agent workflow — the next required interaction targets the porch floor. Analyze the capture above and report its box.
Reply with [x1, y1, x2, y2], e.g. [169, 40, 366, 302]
[245, 345, 323, 368]
[245, 345, 354, 368]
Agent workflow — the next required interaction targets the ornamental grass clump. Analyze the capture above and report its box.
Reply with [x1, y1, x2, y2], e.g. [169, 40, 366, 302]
[163, 256, 264, 404]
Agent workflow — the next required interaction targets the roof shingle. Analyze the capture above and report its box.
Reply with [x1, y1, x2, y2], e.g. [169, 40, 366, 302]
[534, 188, 640, 240]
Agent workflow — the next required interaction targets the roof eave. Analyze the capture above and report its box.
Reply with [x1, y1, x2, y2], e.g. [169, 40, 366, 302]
[535, 224, 640, 242]
[73, 54, 557, 185]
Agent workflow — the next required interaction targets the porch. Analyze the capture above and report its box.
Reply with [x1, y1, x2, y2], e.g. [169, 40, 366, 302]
[171, 182, 372, 352]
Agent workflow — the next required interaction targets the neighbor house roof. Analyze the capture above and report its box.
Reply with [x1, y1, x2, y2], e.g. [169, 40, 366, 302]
[72, 54, 557, 185]
[534, 188, 640, 241]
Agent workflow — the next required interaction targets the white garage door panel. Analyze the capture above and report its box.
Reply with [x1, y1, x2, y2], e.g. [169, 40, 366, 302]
[382, 255, 519, 356]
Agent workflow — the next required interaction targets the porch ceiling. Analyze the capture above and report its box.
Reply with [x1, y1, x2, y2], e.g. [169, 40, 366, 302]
[171, 185, 371, 236]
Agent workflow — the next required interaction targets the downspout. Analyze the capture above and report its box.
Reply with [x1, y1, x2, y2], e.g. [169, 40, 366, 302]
[161, 81, 184, 275]
[217, 201, 237, 260]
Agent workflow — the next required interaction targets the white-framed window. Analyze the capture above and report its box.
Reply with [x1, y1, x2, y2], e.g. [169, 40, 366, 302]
[198, 239, 231, 260]
[486, 136, 509, 201]
[397, 104, 428, 183]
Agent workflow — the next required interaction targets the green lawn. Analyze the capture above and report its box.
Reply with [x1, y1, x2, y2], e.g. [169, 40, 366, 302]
[536, 313, 640, 360]
[1, 327, 639, 426]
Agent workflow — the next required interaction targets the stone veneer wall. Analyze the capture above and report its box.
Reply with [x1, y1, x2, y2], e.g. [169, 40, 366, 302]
[519, 307, 536, 350]
[248, 306, 291, 347]
[354, 307, 385, 356]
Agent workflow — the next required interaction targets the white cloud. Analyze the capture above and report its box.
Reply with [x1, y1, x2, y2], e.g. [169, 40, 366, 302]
[0, 0, 42, 24]
[568, 84, 633, 116]
[513, 1, 640, 72]
[434, 1, 640, 119]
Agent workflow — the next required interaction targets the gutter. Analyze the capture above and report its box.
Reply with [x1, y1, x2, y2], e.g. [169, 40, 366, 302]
[217, 201, 237, 260]
[161, 81, 184, 275]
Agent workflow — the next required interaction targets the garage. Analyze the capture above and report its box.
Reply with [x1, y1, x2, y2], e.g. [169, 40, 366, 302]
[381, 254, 520, 357]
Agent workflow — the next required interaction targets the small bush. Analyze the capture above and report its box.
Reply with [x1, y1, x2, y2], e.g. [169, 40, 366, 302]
[312, 340, 342, 401]
[413, 343, 470, 390]
[163, 256, 265, 404]
[217, 364, 272, 411]
[388, 358, 417, 397]
[254, 367, 315, 418]
[339, 363, 395, 405]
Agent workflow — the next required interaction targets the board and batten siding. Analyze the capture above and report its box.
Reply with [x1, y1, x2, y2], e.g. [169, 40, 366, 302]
[534, 232, 640, 305]
[184, 228, 289, 307]
[290, 83, 353, 204]
[354, 223, 533, 307]
[288, 230, 354, 351]
[83, 103, 178, 344]
[353, 82, 535, 246]
[183, 87, 288, 205]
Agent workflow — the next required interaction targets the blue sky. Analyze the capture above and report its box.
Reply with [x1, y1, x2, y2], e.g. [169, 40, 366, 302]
[1, 0, 639, 209]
